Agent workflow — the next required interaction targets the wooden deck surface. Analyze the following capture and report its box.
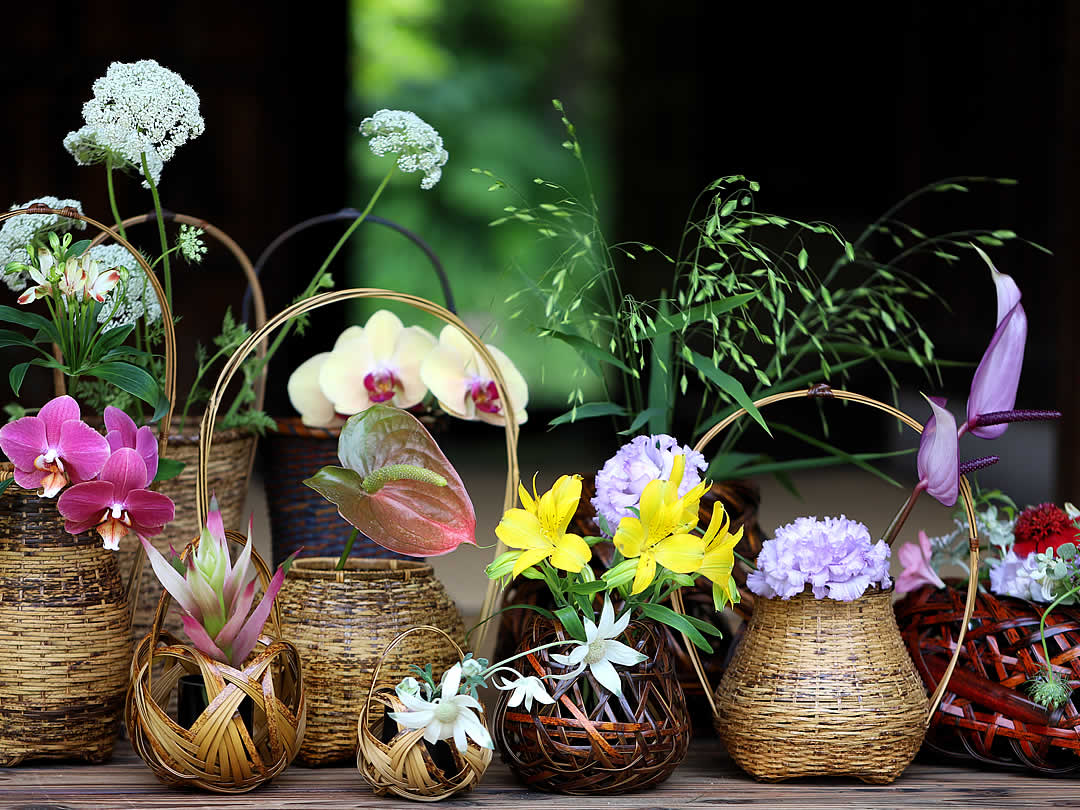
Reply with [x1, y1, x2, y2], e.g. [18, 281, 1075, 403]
[0, 739, 1076, 809]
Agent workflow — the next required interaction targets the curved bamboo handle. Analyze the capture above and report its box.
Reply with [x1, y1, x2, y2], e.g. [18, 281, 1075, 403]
[195, 288, 520, 649]
[673, 385, 980, 727]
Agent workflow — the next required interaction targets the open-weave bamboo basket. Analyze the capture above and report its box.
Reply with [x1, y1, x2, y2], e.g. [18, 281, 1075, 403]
[357, 626, 493, 801]
[85, 212, 268, 648]
[126, 529, 305, 792]
[0, 205, 177, 765]
[676, 385, 981, 783]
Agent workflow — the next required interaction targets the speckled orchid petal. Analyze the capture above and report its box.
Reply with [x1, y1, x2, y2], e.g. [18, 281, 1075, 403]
[917, 397, 958, 507]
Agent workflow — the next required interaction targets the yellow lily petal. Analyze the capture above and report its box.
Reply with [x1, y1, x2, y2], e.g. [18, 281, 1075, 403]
[538, 474, 581, 538]
[665, 454, 686, 502]
[699, 525, 743, 584]
[631, 552, 657, 595]
[549, 533, 591, 573]
[512, 547, 552, 579]
[701, 502, 730, 546]
[613, 515, 646, 558]
[517, 474, 537, 515]
[654, 533, 706, 574]
[637, 478, 667, 541]
[494, 509, 547, 550]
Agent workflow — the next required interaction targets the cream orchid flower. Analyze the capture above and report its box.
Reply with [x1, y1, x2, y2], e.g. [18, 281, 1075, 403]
[550, 597, 648, 696]
[388, 663, 493, 753]
[287, 352, 343, 428]
[420, 325, 528, 426]
[318, 310, 436, 414]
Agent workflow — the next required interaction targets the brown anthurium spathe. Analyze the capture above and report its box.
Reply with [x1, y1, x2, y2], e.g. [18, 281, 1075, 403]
[303, 405, 476, 557]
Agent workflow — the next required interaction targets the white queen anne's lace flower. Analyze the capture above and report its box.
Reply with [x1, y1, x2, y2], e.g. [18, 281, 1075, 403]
[1, 197, 85, 293]
[360, 109, 448, 190]
[63, 125, 164, 188]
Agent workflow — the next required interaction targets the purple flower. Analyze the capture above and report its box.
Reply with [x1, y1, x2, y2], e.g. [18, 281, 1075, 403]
[592, 435, 706, 535]
[104, 405, 159, 482]
[895, 531, 946, 595]
[916, 396, 958, 507]
[747, 515, 891, 602]
[988, 549, 1040, 601]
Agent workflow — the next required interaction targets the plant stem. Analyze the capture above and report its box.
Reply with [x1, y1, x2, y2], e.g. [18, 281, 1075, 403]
[1037, 582, 1080, 683]
[335, 528, 360, 571]
[105, 158, 127, 240]
[141, 152, 171, 310]
[882, 485, 925, 547]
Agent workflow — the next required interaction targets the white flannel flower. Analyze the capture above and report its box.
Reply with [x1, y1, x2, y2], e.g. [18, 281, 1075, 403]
[63, 124, 164, 188]
[461, 657, 486, 680]
[388, 663, 493, 753]
[550, 598, 648, 696]
[1, 197, 85, 293]
[360, 109, 448, 190]
[395, 676, 422, 701]
[494, 673, 555, 712]
[91, 245, 162, 328]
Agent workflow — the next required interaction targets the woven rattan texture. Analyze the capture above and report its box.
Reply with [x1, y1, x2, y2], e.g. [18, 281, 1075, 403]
[359, 687, 492, 799]
[493, 616, 690, 795]
[263, 419, 408, 566]
[117, 429, 256, 647]
[278, 558, 465, 766]
[0, 473, 129, 765]
[715, 587, 928, 783]
[896, 583, 1080, 774]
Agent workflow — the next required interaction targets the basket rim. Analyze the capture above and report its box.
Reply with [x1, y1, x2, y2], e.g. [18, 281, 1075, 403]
[271, 416, 342, 439]
[288, 556, 434, 580]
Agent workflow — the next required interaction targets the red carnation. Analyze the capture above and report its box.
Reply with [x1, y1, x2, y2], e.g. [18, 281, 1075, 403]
[1013, 503, 1080, 556]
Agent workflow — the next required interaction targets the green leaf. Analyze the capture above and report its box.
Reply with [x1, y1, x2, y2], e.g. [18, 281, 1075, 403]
[640, 295, 756, 339]
[797, 247, 808, 270]
[0, 477, 13, 496]
[618, 407, 666, 436]
[0, 305, 59, 344]
[9, 362, 30, 396]
[543, 329, 634, 376]
[548, 402, 627, 427]
[636, 602, 713, 653]
[647, 299, 673, 434]
[687, 351, 770, 436]
[84, 361, 160, 407]
[152, 457, 186, 483]
[554, 604, 587, 642]
[0, 328, 41, 351]
[95, 324, 136, 356]
[65, 239, 92, 260]
[771, 423, 904, 487]
[712, 448, 914, 480]
[566, 580, 607, 595]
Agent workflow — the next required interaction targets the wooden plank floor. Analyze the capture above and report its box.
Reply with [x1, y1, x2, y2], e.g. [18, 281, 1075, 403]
[0, 739, 1075, 809]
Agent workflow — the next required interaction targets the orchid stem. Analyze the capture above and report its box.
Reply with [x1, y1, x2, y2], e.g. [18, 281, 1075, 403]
[335, 528, 359, 571]
[882, 485, 925, 547]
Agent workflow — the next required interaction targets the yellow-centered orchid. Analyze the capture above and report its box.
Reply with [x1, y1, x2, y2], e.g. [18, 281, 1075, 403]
[613, 454, 709, 594]
[495, 474, 591, 579]
[695, 501, 744, 608]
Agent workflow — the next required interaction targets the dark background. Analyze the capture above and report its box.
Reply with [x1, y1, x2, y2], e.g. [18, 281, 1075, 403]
[1, 2, 1075, 496]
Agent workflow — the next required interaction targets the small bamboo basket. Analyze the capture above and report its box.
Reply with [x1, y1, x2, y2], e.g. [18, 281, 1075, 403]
[675, 385, 981, 783]
[357, 626, 493, 801]
[0, 205, 177, 765]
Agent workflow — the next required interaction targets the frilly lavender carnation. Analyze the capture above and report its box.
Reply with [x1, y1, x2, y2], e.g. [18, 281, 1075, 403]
[1, 197, 86, 292]
[591, 434, 706, 535]
[360, 109, 448, 190]
[747, 515, 891, 602]
[988, 549, 1042, 601]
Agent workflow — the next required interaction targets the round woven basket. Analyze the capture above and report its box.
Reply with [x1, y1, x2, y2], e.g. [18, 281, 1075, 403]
[357, 626, 492, 800]
[279, 558, 465, 766]
[126, 530, 306, 792]
[897, 583, 1080, 774]
[492, 614, 691, 795]
[675, 385, 982, 784]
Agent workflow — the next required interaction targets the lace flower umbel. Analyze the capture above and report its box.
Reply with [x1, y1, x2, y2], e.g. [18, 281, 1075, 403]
[360, 109, 448, 190]
[90, 244, 162, 328]
[1, 197, 86, 292]
[747, 515, 891, 602]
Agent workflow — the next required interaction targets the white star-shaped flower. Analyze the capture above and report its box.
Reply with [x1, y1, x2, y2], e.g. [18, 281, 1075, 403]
[550, 597, 648, 696]
[388, 663, 493, 753]
[494, 673, 555, 712]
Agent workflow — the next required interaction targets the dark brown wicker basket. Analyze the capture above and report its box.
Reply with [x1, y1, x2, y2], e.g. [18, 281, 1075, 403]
[897, 583, 1080, 775]
[492, 614, 691, 795]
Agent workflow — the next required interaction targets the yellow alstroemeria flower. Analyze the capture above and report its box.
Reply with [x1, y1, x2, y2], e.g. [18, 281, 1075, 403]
[613, 454, 709, 595]
[495, 474, 591, 579]
[694, 502, 744, 608]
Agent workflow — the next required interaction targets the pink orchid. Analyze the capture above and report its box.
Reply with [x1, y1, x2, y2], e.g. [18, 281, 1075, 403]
[57, 447, 174, 550]
[0, 395, 110, 497]
[104, 405, 159, 482]
[895, 531, 946, 595]
[140, 497, 292, 667]
[916, 396, 958, 507]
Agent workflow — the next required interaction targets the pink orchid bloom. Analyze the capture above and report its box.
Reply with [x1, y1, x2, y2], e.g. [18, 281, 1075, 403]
[895, 530, 946, 595]
[962, 247, 1027, 439]
[104, 405, 159, 482]
[140, 497, 291, 668]
[16, 249, 56, 305]
[0, 395, 110, 497]
[420, 324, 529, 426]
[57, 447, 174, 550]
[916, 396, 958, 507]
[81, 256, 121, 303]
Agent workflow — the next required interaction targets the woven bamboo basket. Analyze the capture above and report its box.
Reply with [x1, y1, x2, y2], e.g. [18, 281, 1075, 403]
[896, 583, 1080, 774]
[492, 614, 690, 795]
[0, 205, 177, 765]
[675, 385, 981, 783]
[357, 626, 492, 800]
[125, 529, 305, 792]
[85, 212, 268, 648]
[280, 558, 465, 766]
[247, 211, 458, 566]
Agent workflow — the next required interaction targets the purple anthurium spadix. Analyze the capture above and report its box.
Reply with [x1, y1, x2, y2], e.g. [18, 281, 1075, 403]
[140, 496, 295, 668]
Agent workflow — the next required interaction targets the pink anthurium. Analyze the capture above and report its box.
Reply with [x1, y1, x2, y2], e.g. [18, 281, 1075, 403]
[104, 405, 159, 482]
[895, 531, 946, 595]
[303, 404, 477, 557]
[0, 395, 110, 497]
[140, 496, 293, 667]
[916, 396, 958, 507]
[57, 447, 174, 549]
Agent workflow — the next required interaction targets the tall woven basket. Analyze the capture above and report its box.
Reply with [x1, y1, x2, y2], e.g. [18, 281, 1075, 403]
[85, 211, 268, 648]
[0, 206, 177, 765]
[676, 386, 981, 783]
[230, 288, 519, 766]
[248, 211, 457, 566]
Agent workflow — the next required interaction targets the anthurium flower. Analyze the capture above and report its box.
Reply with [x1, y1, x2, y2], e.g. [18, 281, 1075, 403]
[494, 473, 591, 579]
[57, 447, 174, 549]
[612, 454, 709, 594]
[420, 325, 528, 426]
[694, 502, 745, 609]
[895, 531, 946, 595]
[287, 352, 343, 428]
[549, 597, 648, 696]
[916, 396, 958, 507]
[0, 395, 110, 497]
[140, 497, 290, 667]
[104, 405, 158, 482]
[15, 249, 56, 304]
[318, 311, 436, 414]
[388, 663, 493, 753]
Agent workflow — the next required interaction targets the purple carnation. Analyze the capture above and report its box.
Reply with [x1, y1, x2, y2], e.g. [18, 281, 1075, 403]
[988, 549, 1041, 601]
[746, 515, 891, 601]
[591, 434, 707, 536]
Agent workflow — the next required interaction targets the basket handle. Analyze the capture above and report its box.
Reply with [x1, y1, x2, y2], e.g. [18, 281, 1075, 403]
[194, 288, 521, 650]
[0, 206, 177, 619]
[672, 385, 980, 727]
